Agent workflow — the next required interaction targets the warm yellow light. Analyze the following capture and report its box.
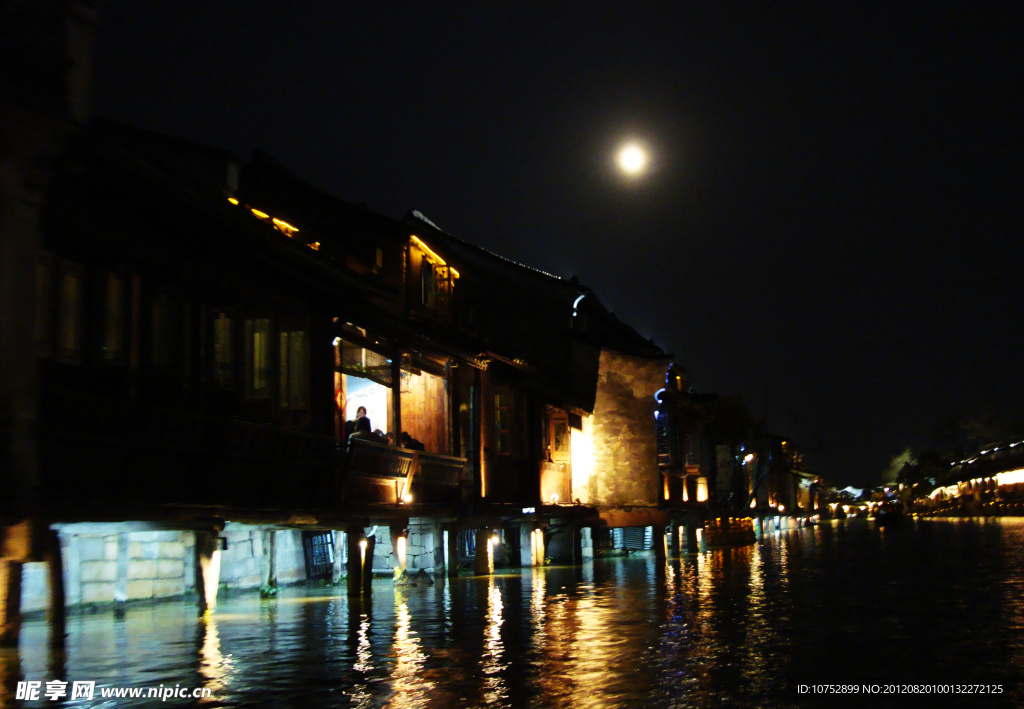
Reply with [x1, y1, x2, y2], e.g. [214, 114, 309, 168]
[997, 468, 1024, 486]
[227, 197, 239, 205]
[778, 504, 786, 513]
[618, 144, 648, 175]
[402, 492, 413, 504]
[251, 208, 270, 219]
[272, 217, 299, 235]
[491, 534, 500, 546]
[696, 478, 708, 502]
[410, 235, 446, 266]
[744, 454, 755, 464]
[450, 267, 460, 279]
[569, 414, 595, 505]
[310, 242, 320, 251]
[749, 499, 757, 509]
[549, 493, 559, 504]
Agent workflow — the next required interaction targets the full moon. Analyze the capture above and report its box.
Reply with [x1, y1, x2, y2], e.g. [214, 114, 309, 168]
[617, 144, 648, 175]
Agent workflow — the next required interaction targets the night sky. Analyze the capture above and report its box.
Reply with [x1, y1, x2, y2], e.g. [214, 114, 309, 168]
[89, 3, 1023, 486]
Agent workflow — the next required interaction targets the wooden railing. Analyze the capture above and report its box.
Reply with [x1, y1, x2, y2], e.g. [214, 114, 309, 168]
[344, 438, 467, 504]
[416, 452, 468, 487]
[346, 438, 416, 480]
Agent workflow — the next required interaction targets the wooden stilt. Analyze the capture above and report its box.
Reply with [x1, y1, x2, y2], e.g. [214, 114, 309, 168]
[0, 559, 22, 647]
[44, 530, 65, 647]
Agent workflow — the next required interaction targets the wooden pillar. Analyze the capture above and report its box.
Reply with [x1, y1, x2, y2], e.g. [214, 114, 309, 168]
[114, 532, 129, 604]
[389, 526, 407, 582]
[391, 355, 402, 443]
[43, 530, 65, 647]
[445, 527, 459, 578]
[332, 530, 346, 585]
[684, 520, 699, 553]
[474, 529, 491, 575]
[259, 531, 277, 591]
[519, 524, 533, 567]
[653, 525, 667, 564]
[0, 559, 22, 647]
[361, 533, 376, 597]
[472, 368, 483, 502]
[195, 531, 221, 614]
[667, 521, 680, 557]
[346, 527, 363, 597]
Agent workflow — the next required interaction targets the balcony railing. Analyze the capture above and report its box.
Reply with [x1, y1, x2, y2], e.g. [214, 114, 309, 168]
[345, 438, 467, 502]
[416, 452, 468, 487]
[346, 438, 416, 480]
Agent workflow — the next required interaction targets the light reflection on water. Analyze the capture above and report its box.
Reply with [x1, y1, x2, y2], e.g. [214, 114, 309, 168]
[5, 519, 1024, 707]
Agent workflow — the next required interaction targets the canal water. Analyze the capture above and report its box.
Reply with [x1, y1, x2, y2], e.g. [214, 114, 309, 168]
[4, 518, 1023, 708]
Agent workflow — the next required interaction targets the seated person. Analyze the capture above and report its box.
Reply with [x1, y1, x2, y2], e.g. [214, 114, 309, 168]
[343, 406, 368, 445]
[349, 417, 387, 445]
[400, 431, 426, 451]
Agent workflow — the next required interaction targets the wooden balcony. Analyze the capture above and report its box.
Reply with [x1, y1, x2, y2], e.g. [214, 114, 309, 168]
[344, 438, 467, 505]
[415, 452, 468, 488]
[346, 438, 415, 481]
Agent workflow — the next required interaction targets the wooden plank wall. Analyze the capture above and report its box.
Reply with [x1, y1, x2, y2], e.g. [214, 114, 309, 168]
[401, 369, 449, 454]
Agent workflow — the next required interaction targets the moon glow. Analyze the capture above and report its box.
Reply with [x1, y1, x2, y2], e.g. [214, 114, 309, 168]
[617, 143, 648, 175]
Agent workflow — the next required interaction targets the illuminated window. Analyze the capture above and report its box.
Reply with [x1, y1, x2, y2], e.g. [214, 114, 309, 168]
[411, 237, 453, 312]
[57, 262, 84, 363]
[495, 385, 512, 455]
[420, 261, 437, 307]
[550, 412, 570, 462]
[279, 330, 308, 408]
[244, 318, 271, 398]
[212, 312, 234, 387]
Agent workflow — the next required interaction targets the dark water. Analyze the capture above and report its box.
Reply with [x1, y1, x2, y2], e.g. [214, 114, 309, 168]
[4, 518, 1024, 708]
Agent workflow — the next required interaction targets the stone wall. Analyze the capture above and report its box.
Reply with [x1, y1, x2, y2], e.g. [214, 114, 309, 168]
[575, 348, 666, 506]
[20, 527, 195, 612]
[217, 524, 306, 588]
[19, 523, 308, 614]
[370, 518, 443, 575]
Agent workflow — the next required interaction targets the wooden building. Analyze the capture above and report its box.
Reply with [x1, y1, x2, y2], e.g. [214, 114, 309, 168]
[2, 117, 722, 644]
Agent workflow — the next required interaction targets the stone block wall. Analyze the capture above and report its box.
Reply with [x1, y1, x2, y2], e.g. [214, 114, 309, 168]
[370, 518, 443, 575]
[580, 348, 666, 506]
[217, 526, 259, 588]
[123, 531, 192, 602]
[217, 524, 306, 589]
[274, 530, 307, 584]
[19, 523, 308, 613]
[21, 528, 195, 612]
